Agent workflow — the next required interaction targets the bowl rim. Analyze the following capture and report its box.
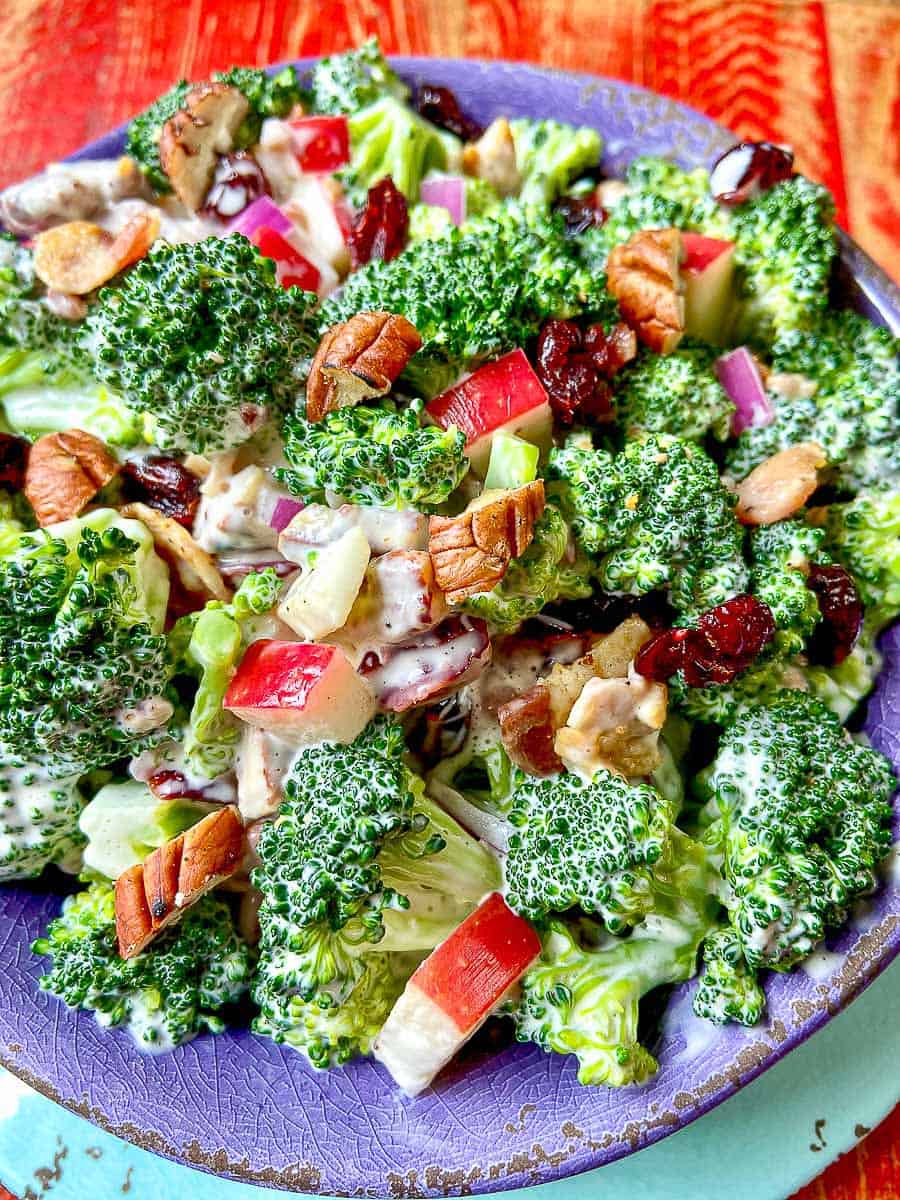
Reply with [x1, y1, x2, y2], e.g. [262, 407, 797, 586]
[1, 55, 898, 1196]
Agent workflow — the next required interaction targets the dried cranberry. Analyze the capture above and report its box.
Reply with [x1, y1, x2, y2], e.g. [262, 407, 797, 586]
[709, 141, 794, 205]
[585, 321, 638, 378]
[553, 193, 607, 235]
[0, 433, 29, 491]
[635, 595, 776, 686]
[805, 564, 863, 666]
[120, 455, 201, 528]
[535, 318, 613, 424]
[201, 151, 269, 221]
[415, 83, 483, 142]
[349, 177, 409, 269]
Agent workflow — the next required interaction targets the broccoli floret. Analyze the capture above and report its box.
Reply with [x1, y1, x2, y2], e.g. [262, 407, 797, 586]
[824, 491, 900, 633]
[82, 236, 317, 454]
[428, 719, 517, 820]
[693, 927, 766, 1026]
[695, 691, 895, 972]
[309, 37, 409, 116]
[728, 176, 836, 344]
[509, 829, 719, 1084]
[504, 766, 678, 930]
[278, 398, 468, 510]
[251, 717, 500, 1062]
[169, 570, 281, 781]
[341, 97, 451, 205]
[33, 882, 253, 1049]
[0, 509, 171, 779]
[254, 949, 412, 1068]
[509, 118, 602, 207]
[126, 66, 304, 191]
[669, 652, 801, 726]
[319, 204, 615, 397]
[79, 779, 216, 881]
[613, 339, 734, 442]
[408, 203, 455, 243]
[726, 312, 899, 493]
[748, 520, 826, 654]
[0, 760, 83, 880]
[548, 433, 748, 618]
[461, 503, 593, 634]
[0, 234, 74, 355]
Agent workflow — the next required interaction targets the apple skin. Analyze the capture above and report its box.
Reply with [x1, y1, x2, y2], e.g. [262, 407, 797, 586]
[224, 639, 375, 745]
[682, 233, 736, 345]
[426, 349, 552, 475]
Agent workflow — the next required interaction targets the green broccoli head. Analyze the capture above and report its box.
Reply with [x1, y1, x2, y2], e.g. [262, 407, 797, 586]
[695, 691, 895, 971]
[0, 509, 171, 779]
[253, 949, 412, 1069]
[728, 176, 836, 344]
[82, 236, 318, 454]
[126, 66, 305, 191]
[309, 37, 409, 116]
[0, 761, 83, 881]
[613, 339, 735, 442]
[509, 118, 602, 207]
[278, 398, 468, 510]
[509, 829, 719, 1084]
[342, 97, 451, 205]
[726, 312, 899, 494]
[504, 766, 678, 930]
[692, 926, 766, 1026]
[461, 502, 593, 634]
[319, 204, 615, 398]
[548, 433, 748, 618]
[33, 882, 254, 1049]
[252, 717, 499, 1001]
[748, 519, 827, 655]
[824, 491, 900, 633]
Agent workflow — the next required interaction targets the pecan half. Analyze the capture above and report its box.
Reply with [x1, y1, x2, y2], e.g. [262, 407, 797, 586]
[462, 117, 522, 197]
[429, 481, 545, 604]
[497, 685, 563, 777]
[159, 82, 250, 211]
[24, 429, 119, 526]
[306, 312, 422, 422]
[120, 501, 231, 602]
[33, 211, 159, 295]
[607, 228, 685, 354]
[115, 806, 244, 958]
[734, 441, 827, 526]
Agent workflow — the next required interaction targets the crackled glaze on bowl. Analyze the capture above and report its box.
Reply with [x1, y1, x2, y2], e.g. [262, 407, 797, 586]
[0, 58, 897, 1196]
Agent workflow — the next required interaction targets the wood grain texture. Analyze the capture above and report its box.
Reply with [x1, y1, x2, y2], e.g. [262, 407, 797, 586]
[0, 2, 894, 1197]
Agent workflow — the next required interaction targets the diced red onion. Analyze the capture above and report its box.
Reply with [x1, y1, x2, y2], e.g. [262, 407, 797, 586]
[716, 347, 775, 436]
[269, 496, 305, 532]
[228, 195, 293, 240]
[420, 176, 466, 226]
[218, 551, 297, 585]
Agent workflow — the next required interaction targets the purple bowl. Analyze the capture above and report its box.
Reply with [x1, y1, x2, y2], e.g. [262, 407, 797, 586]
[1, 58, 898, 1196]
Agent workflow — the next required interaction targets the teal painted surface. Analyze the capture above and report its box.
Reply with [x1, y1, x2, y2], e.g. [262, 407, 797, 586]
[2, 958, 898, 1200]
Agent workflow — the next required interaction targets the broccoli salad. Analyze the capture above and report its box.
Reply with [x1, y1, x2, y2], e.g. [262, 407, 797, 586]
[0, 40, 897, 1095]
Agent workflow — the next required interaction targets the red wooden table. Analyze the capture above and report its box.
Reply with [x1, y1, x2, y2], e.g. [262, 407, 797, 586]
[0, 2, 896, 1196]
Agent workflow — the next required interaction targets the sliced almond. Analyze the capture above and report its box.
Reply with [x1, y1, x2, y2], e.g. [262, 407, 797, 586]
[159, 83, 250, 211]
[33, 211, 160, 295]
[120, 501, 231, 602]
[734, 442, 827, 526]
[115, 806, 244, 959]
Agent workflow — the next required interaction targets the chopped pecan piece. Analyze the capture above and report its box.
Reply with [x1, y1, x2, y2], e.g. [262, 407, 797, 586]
[607, 228, 685, 354]
[462, 117, 522, 197]
[306, 312, 422, 422]
[734, 442, 826, 526]
[429, 481, 545, 604]
[497, 685, 562, 777]
[554, 667, 668, 781]
[120, 501, 231, 602]
[115, 806, 244, 958]
[32, 211, 159, 295]
[159, 82, 250, 212]
[24, 428, 119, 526]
